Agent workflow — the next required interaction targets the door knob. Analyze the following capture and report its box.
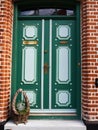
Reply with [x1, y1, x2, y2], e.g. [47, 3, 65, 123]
[44, 50, 48, 54]
[44, 63, 49, 74]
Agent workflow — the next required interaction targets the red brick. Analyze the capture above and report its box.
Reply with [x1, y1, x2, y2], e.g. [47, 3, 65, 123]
[81, 0, 98, 121]
[0, 0, 13, 122]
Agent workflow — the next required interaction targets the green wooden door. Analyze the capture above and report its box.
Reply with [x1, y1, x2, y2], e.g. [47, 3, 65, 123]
[16, 18, 79, 118]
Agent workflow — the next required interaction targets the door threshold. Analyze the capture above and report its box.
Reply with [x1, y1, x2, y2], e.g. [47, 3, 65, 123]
[30, 113, 77, 116]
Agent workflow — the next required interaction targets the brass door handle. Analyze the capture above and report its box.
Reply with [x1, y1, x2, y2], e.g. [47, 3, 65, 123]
[44, 63, 49, 74]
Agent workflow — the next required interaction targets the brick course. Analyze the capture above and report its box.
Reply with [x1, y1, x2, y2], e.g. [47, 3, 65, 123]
[81, 0, 98, 121]
[0, 0, 13, 122]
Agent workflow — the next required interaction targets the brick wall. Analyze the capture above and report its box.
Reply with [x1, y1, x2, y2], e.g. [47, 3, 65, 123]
[81, 0, 98, 121]
[0, 0, 13, 122]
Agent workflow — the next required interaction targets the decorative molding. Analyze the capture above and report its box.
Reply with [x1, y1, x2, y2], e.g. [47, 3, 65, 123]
[56, 90, 71, 107]
[56, 47, 71, 84]
[24, 91, 36, 107]
[22, 47, 37, 84]
[56, 25, 71, 40]
[23, 26, 37, 40]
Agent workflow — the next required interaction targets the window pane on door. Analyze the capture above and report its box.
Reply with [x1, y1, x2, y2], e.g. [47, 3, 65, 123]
[20, 8, 75, 16]
[39, 9, 56, 15]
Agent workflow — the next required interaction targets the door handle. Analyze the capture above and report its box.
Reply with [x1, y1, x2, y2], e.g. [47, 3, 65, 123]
[44, 50, 48, 54]
[44, 63, 49, 74]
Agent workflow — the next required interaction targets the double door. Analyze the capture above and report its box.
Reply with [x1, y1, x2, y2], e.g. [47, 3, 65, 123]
[17, 18, 77, 116]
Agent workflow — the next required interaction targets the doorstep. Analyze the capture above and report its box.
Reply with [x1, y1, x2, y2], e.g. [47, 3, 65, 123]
[4, 120, 86, 130]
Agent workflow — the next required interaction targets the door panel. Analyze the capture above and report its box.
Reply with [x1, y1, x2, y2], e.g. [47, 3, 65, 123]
[18, 18, 77, 114]
[18, 20, 42, 109]
[22, 47, 37, 84]
[52, 20, 76, 112]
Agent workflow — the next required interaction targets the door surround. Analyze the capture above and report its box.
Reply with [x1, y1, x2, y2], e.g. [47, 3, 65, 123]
[12, 1, 81, 119]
